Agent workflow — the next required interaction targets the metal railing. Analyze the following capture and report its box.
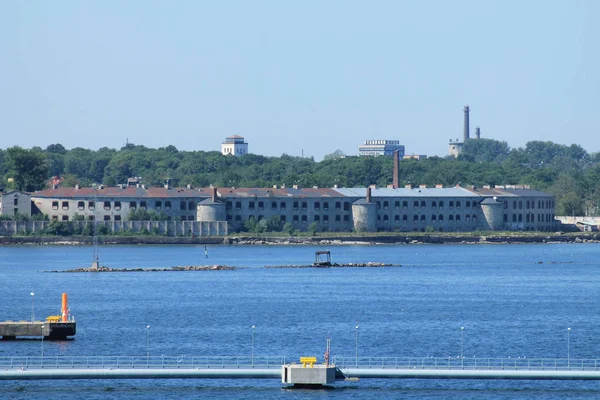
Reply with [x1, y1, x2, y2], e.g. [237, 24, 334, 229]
[0, 356, 286, 370]
[333, 357, 600, 371]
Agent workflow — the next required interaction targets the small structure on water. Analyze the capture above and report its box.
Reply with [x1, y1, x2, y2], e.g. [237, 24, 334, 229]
[0, 293, 76, 340]
[314, 251, 332, 267]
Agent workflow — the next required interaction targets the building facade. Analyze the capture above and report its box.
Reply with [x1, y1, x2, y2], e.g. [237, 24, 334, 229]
[0, 191, 32, 218]
[29, 184, 556, 233]
[221, 135, 249, 156]
[31, 185, 214, 222]
[358, 140, 405, 157]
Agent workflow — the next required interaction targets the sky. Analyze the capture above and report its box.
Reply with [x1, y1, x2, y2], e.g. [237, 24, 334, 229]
[1, 1, 599, 160]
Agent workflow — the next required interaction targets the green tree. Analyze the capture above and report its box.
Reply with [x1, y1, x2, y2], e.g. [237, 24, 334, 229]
[6, 147, 48, 191]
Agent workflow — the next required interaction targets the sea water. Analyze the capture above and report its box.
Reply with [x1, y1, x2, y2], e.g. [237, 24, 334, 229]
[1, 243, 600, 399]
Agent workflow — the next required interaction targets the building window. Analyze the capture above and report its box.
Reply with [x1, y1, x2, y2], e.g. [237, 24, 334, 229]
[466, 201, 471, 208]
[62, 201, 69, 210]
[236, 201, 242, 210]
[403, 215, 408, 222]
[114, 201, 121, 211]
[293, 201, 299, 210]
[420, 215, 426, 222]
[302, 202, 307, 210]
[51, 215, 58, 220]
[439, 214, 444, 221]
[383, 215, 388, 222]
[235, 215, 242, 222]
[314, 215, 320, 222]
[504, 214, 508, 222]
[13, 197, 19, 206]
[413, 215, 418, 222]
[271, 201, 277, 210]
[115, 215, 121, 221]
[335, 215, 341, 222]
[281, 215, 286, 222]
[343, 215, 349, 222]
[280, 201, 286, 210]
[104, 215, 110, 221]
[519, 201, 523, 209]
[518, 214, 523, 222]
[104, 201, 111, 210]
[188, 201, 195, 210]
[449, 201, 454, 209]
[78, 201, 85, 210]
[432, 201, 437, 209]
[343, 202, 350, 211]
[324, 215, 329, 223]
[512, 214, 516, 222]
[449, 215, 454, 221]
[376, 201, 381, 209]
[466, 215, 470, 222]
[413, 201, 418, 209]
[165, 201, 171, 210]
[394, 201, 400, 209]
[323, 202, 329, 211]
[88, 215, 94, 221]
[432, 215, 437, 222]
[130, 201, 136, 209]
[456, 215, 461, 221]
[301, 215, 307, 223]
[402, 201, 408, 209]
[383, 201, 389, 209]
[156, 201, 162, 209]
[456, 201, 461, 209]
[395, 215, 400, 223]
[420, 201, 426, 209]
[335, 201, 341, 210]
[258, 201, 264, 210]
[293, 215, 299, 222]
[314, 202, 320, 210]
[88, 201, 95, 210]
[439, 201, 444, 209]
[62, 215, 69, 221]
[181, 201, 187, 210]
[249, 201, 255, 210]
[526, 201, 530, 209]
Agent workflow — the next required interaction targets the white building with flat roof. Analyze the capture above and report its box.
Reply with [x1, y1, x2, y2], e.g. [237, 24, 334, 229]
[221, 135, 249, 156]
[358, 140, 405, 157]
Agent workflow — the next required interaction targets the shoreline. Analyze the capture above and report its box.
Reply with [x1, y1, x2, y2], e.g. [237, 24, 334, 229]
[1, 233, 599, 246]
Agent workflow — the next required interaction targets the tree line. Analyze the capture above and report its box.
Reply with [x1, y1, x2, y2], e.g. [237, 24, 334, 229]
[1, 139, 598, 216]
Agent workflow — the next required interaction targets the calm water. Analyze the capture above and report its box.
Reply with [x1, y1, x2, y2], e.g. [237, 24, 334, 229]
[1, 243, 600, 399]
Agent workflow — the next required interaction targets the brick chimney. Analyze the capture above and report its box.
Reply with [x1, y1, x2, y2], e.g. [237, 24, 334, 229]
[212, 187, 218, 202]
[366, 187, 372, 203]
[392, 150, 400, 188]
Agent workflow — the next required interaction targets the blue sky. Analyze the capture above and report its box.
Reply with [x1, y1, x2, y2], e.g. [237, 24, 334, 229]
[1, 1, 598, 160]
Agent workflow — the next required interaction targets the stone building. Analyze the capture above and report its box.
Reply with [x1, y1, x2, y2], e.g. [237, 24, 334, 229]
[31, 184, 214, 222]
[0, 191, 32, 218]
[30, 184, 556, 233]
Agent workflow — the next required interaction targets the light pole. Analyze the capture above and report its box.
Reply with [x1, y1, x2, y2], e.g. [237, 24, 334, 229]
[355, 323, 359, 367]
[41, 324, 44, 364]
[460, 327, 465, 366]
[30, 292, 35, 322]
[146, 325, 150, 365]
[251, 325, 256, 367]
[567, 327, 571, 364]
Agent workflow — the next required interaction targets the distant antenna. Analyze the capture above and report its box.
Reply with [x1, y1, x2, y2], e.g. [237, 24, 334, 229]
[302, 149, 304, 158]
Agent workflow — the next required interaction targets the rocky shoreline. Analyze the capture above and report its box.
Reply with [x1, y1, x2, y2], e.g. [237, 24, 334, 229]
[4, 233, 600, 246]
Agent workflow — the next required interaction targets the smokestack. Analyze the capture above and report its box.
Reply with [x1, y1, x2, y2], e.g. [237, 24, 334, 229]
[392, 150, 399, 188]
[463, 105, 470, 142]
[366, 187, 372, 203]
[212, 187, 218, 202]
[475, 126, 481, 139]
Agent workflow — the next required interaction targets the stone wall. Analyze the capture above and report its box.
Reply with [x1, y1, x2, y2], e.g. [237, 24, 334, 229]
[0, 220, 228, 237]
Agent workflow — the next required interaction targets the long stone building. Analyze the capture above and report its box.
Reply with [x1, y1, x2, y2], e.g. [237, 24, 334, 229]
[28, 183, 557, 233]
